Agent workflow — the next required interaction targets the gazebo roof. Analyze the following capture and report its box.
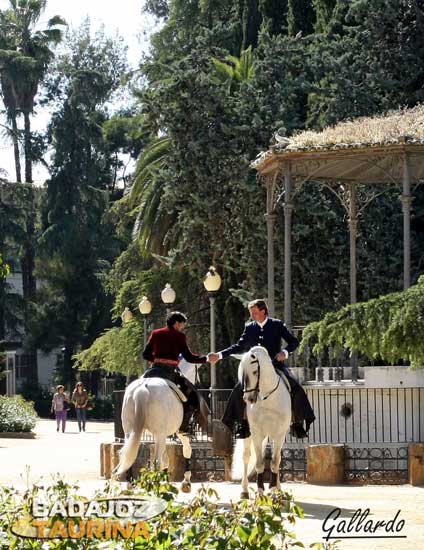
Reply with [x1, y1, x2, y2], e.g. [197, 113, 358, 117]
[252, 105, 424, 184]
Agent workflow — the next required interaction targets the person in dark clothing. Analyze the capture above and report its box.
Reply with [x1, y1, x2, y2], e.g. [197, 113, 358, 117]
[208, 299, 315, 439]
[142, 311, 209, 435]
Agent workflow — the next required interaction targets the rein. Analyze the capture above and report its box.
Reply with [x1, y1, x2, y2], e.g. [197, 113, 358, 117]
[243, 354, 281, 402]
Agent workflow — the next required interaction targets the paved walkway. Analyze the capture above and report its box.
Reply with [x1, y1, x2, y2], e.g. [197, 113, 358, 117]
[0, 420, 423, 549]
[0, 419, 113, 488]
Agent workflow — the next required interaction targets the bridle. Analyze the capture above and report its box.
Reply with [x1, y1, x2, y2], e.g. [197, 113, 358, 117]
[243, 353, 281, 402]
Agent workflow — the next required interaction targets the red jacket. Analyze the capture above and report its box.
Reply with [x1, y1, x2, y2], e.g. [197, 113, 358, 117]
[142, 326, 207, 364]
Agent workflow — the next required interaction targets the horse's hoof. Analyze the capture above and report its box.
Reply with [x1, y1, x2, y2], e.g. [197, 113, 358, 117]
[181, 481, 191, 493]
[240, 491, 249, 500]
[111, 471, 127, 482]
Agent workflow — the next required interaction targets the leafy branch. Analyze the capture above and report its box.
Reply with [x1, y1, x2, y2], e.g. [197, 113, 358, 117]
[300, 276, 424, 369]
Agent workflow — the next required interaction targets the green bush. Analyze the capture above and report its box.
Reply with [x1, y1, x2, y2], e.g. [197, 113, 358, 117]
[89, 395, 114, 420]
[0, 395, 38, 432]
[18, 382, 52, 418]
[0, 469, 337, 549]
[66, 395, 114, 420]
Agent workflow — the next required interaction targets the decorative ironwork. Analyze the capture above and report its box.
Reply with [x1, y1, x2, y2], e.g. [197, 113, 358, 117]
[190, 444, 228, 482]
[345, 446, 408, 484]
[114, 385, 420, 484]
[280, 447, 307, 482]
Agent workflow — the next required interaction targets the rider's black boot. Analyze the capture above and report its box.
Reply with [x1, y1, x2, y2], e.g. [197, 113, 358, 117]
[235, 420, 251, 439]
[289, 421, 308, 439]
[179, 404, 196, 436]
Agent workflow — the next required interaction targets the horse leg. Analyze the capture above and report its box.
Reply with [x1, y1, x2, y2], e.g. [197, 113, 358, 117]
[252, 435, 266, 497]
[177, 432, 192, 493]
[240, 436, 252, 499]
[153, 436, 167, 471]
[269, 441, 283, 491]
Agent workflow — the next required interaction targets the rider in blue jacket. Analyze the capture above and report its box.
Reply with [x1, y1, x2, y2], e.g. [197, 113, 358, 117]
[208, 299, 315, 438]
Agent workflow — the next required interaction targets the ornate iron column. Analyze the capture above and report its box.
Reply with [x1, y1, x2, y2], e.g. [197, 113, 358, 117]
[283, 162, 293, 328]
[348, 182, 358, 381]
[265, 175, 277, 316]
[402, 154, 411, 289]
[348, 182, 358, 305]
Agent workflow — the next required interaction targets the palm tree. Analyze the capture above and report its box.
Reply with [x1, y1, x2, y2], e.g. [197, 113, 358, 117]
[0, 2, 65, 385]
[211, 46, 254, 94]
[129, 136, 178, 256]
[0, 0, 66, 183]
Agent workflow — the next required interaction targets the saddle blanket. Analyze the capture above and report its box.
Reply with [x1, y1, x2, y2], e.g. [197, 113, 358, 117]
[141, 377, 187, 403]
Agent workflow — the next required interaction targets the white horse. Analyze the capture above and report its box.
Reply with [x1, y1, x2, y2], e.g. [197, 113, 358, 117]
[114, 377, 193, 492]
[233, 346, 292, 498]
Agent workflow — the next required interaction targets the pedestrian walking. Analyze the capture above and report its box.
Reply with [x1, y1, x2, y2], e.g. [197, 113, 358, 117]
[51, 385, 69, 433]
[72, 382, 89, 432]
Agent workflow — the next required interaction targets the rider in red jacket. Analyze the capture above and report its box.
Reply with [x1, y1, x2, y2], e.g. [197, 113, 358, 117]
[142, 311, 208, 434]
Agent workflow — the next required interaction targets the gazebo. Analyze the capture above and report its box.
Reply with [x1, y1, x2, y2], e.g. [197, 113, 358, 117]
[252, 105, 424, 327]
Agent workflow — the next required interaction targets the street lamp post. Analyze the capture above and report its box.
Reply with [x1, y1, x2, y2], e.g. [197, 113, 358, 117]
[161, 283, 176, 316]
[203, 266, 222, 415]
[121, 306, 135, 384]
[139, 296, 152, 367]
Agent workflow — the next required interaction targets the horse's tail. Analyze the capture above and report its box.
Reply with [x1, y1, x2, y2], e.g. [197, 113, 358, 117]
[114, 385, 148, 476]
[231, 437, 268, 480]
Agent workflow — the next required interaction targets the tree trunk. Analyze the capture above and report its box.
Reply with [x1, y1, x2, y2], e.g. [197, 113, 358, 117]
[23, 110, 32, 184]
[10, 114, 22, 183]
[20, 185, 38, 384]
[63, 344, 76, 388]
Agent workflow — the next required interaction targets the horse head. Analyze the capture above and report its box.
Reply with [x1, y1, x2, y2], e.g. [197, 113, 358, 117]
[238, 346, 275, 403]
[239, 348, 261, 403]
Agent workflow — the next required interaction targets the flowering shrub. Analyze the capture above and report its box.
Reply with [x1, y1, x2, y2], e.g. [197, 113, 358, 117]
[0, 395, 38, 432]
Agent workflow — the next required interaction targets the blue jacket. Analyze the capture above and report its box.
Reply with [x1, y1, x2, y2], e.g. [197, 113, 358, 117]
[220, 317, 299, 369]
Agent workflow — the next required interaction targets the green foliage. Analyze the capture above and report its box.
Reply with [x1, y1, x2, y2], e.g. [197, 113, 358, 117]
[300, 276, 424, 369]
[307, 0, 424, 128]
[2, 0, 422, 383]
[0, 468, 336, 549]
[88, 395, 114, 420]
[18, 381, 52, 418]
[30, 23, 129, 384]
[74, 324, 144, 376]
[0, 253, 9, 279]
[313, 0, 337, 35]
[95, 0, 424, 378]
[0, 395, 38, 432]
[129, 136, 175, 256]
[0, 183, 33, 340]
[212, 46, 255, 93]
[0, 0, 66, 182]
[287, 0, 315, 36]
